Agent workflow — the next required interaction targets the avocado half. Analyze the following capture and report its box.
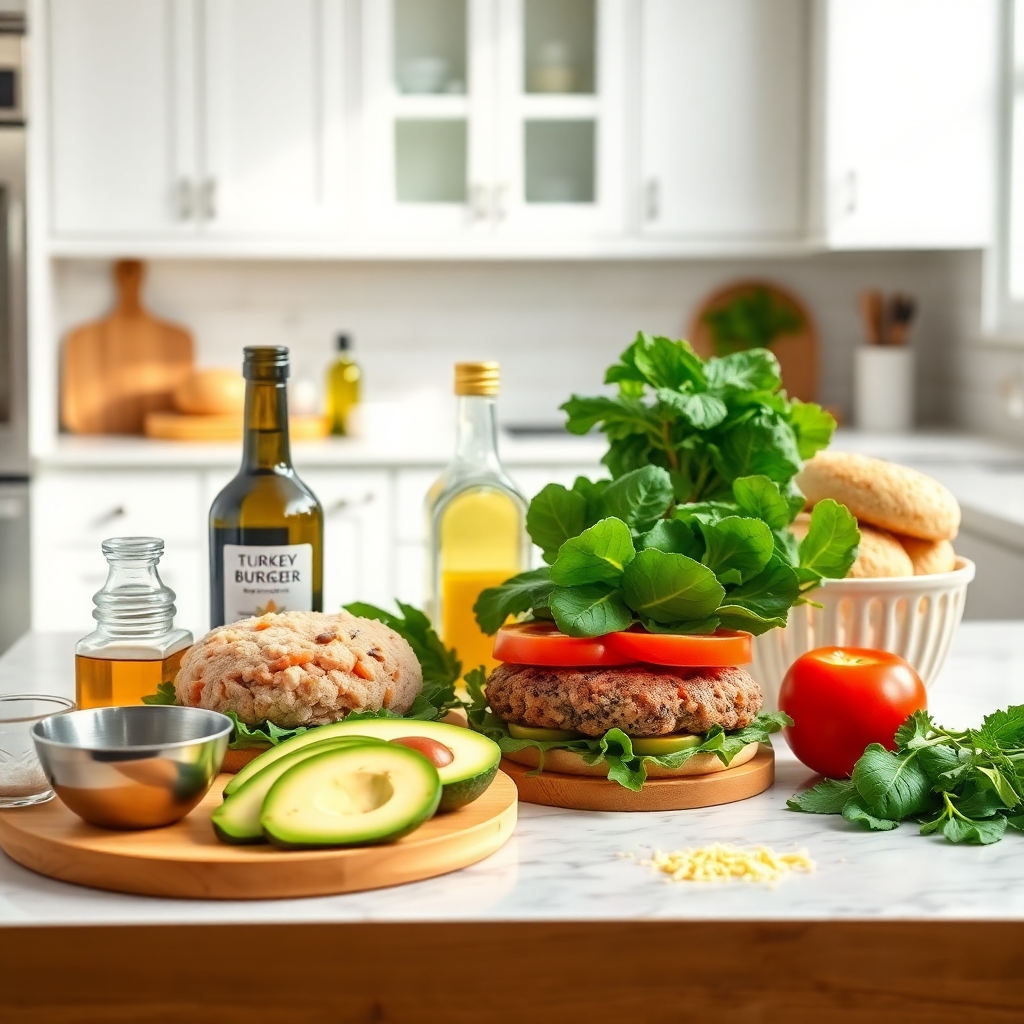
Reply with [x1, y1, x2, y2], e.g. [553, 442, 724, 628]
[260, 744, 442, 849]
[224, 719, 500, 813]
[212, 736, 388, 844]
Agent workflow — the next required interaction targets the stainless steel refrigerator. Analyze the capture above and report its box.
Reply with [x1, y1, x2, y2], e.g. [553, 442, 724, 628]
[0, 16, 29, 655]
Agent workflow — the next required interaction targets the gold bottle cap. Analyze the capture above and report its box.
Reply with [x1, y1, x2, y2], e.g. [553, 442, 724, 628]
[455, 361, 500, 396]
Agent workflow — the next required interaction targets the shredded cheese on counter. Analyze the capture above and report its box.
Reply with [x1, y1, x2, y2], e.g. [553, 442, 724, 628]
[633, 844, 815, 884]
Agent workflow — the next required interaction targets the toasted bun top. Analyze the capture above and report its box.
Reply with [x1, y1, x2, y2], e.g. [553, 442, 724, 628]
[796, 451, 960, 541]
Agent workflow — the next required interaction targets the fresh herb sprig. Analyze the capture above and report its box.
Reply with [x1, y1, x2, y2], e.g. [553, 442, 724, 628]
[474, 336, 859, 639]
[465, 668, 791, 791]
[789, 707, 1024, 845]
[475, 466, 857, 638]
[562, 332, 834, 503]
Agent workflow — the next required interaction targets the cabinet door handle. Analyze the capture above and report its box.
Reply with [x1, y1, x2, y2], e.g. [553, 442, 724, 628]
[201, 178, 217, 220]
[470, 183, 489, 221]
[645, 179, 660, 222]
[844, 170, 858, 215]
[177, 178, 194, 220]
[328, 493, 376, 515]
[492, 183, 509, 221]
[92, 506, 126, 528]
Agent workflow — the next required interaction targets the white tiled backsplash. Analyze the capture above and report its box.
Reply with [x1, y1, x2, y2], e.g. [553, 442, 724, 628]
[53, 250, 983, 429]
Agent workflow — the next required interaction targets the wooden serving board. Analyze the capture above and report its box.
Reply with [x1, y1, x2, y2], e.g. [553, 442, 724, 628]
[61, 260, 195, 434]
[502, 744, 774, 812]
[688, 280, 818, 402]
[0, 772, 517, 900]
[144, 411, 329, 442]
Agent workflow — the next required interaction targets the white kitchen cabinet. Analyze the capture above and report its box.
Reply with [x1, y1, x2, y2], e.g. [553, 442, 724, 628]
[359, 0, 625, 239]
[32, 469, 206, 633]
[48, 0, 345, 242]
[639, 0, 806, 240]
[492, 0, 626, 236]
[952, 527, 1024, 622]
[300, 470, 394, 612]
[200, 0, 345, 237]
[360, 0, 495, 237]
[48, 0, 195, 236]
[812, 0, 1001, 249]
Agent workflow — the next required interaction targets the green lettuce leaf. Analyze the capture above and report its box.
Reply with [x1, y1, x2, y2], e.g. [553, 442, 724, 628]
[474, 568, 555, 635]
[620, 548, 725, 623]
[550, 583, 633, 637]
[465, 671, 789, 792]
[526, 483, 589, 562]
[549, 518, 636, 587]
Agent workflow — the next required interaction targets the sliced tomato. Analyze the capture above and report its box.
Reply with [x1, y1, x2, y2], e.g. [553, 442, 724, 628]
[492, 622, 753, 668]
[606, 627, 752, 667]
[492, 622, 632, 667]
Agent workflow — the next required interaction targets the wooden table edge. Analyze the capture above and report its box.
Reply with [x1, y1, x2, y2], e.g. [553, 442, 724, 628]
[2, 919, 1022, 1023]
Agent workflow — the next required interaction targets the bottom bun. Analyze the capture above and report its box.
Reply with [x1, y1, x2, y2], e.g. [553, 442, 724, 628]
[502, 741, 759, 778]
[221, 746, 268, 774]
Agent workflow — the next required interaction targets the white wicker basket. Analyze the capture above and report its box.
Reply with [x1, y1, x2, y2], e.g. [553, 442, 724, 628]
[751, 557, 975, 711]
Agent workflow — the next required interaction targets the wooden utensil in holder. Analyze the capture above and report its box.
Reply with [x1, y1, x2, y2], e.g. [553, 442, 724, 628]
[855, 290, 918, 432]
[61, 260, 194, 434]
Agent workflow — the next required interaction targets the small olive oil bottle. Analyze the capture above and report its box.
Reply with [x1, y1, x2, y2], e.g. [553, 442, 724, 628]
[426, 362, 528, 673]
[75, 537, 193, 709]
[326, 333, 361, 435]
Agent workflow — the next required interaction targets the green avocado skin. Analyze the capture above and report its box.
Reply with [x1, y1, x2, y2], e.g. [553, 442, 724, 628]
[224, 719, 501, 812]
[438, 763, 499, 813]
[212, 737, 387, 845]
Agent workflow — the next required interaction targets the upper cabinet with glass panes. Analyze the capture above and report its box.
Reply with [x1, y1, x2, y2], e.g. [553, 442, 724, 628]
[44, 0, 1002, 256]
[360, 0, 625, 237]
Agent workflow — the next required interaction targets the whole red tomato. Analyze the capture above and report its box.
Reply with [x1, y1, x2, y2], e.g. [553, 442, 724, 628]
[778, 647, 927, 778]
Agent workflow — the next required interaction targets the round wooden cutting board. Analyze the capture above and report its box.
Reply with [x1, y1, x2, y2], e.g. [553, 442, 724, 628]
[688, 280, 818, 403]
[502, 745, 774, 812]
[0, 772, 517, 900]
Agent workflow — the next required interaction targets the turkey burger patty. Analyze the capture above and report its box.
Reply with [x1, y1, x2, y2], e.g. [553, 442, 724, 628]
[485, 662, 763, 738]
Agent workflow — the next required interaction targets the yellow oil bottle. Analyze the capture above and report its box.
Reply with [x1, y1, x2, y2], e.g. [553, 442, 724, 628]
[426, 363, 528, 675]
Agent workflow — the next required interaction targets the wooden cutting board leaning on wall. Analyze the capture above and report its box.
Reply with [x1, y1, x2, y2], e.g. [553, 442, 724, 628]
[687, 280, 818, 403]
[61, 260, 195, 434]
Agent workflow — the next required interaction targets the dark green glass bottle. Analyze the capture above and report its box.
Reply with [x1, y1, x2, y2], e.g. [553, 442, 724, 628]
[209, 346, 323, 627]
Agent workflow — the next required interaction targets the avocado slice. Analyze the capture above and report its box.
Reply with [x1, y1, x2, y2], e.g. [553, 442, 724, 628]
[225, 719, 499, 812]
[630, 733, 702, 755]
[260, 744, 442, 848]
[212, 737, 387, 845]
[508, 722, 582, 742]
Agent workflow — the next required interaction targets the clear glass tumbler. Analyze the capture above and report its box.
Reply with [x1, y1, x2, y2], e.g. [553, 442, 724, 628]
[0, 695, 75, 807]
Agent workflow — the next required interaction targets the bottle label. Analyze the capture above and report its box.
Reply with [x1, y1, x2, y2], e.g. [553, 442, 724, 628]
[222, 544, 313, 621]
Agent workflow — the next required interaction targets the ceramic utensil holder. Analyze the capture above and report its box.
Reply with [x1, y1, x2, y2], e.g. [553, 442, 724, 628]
[854, 345, 915, 432]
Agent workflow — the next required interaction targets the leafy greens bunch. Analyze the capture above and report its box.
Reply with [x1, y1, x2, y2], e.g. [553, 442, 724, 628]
[562, 332, 834, 502]
[143, 601, 462, 749]
[465, 668, 791, 791]
[475, 337, 859, 639]
[789, 707, 1024, 845]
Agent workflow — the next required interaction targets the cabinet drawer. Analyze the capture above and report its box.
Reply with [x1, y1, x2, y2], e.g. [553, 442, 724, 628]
[395, 469, 440, 543]
[35, 471, 204, 546]
[300, 470, 394, 612]
[32, 544, 206, 636]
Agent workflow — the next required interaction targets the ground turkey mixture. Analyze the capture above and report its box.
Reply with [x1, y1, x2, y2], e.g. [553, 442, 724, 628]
[485, 663, 762, 737]
[175, 610, 422, 728]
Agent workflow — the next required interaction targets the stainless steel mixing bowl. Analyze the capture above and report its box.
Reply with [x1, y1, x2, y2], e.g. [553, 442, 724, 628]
[32, 705, 232, 829]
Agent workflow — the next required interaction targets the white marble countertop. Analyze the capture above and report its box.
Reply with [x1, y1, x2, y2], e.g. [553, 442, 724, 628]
[33, 430, 609, 470]
[3, 622, 1024, 927]
[32, 430, 1024, 542]
[32, 427, 1023, 472]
